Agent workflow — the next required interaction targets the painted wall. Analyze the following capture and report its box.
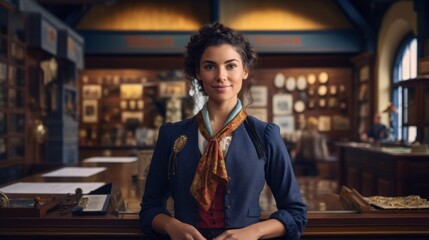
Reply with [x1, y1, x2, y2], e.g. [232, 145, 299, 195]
[376, 1, 416, 125]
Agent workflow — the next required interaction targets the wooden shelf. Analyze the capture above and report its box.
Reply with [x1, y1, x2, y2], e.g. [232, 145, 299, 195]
[394, 77, 429, 143]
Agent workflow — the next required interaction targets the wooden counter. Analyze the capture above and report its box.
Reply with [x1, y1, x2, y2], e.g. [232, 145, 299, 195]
[1, 158, 429, 239]
[337, 142, 429, 198]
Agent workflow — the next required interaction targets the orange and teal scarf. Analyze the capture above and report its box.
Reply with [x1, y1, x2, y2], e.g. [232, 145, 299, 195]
[190, 101, 247, 211]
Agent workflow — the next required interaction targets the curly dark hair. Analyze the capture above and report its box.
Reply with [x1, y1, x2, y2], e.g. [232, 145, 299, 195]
[184, 22, 257, 97]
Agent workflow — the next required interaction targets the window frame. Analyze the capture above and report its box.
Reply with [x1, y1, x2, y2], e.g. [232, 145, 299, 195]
[391, 33, 417, 143]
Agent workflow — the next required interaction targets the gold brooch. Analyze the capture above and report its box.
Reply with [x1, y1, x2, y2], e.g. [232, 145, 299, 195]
[173, 135, 187, 153]
[169, 135, 187, 179]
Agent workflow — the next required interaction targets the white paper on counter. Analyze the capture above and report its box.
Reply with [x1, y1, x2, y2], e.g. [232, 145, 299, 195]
[83, 157, 137, 163]
[0, 182, 106, 194]
[42, 167, 106, 177]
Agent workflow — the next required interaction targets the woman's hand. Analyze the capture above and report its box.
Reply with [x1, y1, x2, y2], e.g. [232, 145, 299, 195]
[153, 214, 206, 240]
[165, 219, 207, 240]
[213, 228, 259, 240]
[213, 219, 286, 240]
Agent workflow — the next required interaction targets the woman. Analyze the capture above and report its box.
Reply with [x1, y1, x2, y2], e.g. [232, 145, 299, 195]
[140, 22, 307, 240]
[294, 117, 329, 176]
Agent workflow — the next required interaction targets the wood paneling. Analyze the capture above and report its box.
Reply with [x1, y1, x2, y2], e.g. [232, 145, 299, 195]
[338, 142, 429, 198]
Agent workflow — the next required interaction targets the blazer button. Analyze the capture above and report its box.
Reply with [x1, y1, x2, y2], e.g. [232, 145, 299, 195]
[226, 189, 231, 194]
[226, 205, 231, 210]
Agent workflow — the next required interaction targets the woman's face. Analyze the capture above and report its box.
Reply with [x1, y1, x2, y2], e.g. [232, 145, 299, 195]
[197, 44, 248, 107]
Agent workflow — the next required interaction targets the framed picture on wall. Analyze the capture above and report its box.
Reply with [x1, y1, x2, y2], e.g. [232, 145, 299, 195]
[121, 111, 144, 123]
[245, 108, 267, 122]
[332, 115, 350, 130]
[82, 100, 98, 123]
[273, 115, 295, 134]
[246, 86, 267, 107]
[318, 115, 331, 132]
[120, 84, 143, 99]
[159, 81, 186, 98]
[82, 85, 102, 99]
[272, 94, 293, 115]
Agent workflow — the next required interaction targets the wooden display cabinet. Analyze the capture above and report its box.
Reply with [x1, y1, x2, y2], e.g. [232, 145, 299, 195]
[351, 52, 374, 141]
[0, 1, 28, 184]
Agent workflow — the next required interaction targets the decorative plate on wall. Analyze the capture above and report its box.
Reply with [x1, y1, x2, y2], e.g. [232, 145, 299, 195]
[285, 76, 296, 91]
[308, 87, 316, 96]
[328, 97, 338, 108]
[318, 98, 326, 108]
[329, 85, 337, 95]
[296, 75, 307, 90]
[274, 72, 286, 88]
[308, 99, 315, 109]
[318, 72, 329, 84]
[317, 85, 328, 96]
[307, 73, 316, 85]
[294, 100, 306, 113]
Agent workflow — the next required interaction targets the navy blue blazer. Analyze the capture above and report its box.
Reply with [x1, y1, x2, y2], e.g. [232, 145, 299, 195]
[140, 116, 307, 239]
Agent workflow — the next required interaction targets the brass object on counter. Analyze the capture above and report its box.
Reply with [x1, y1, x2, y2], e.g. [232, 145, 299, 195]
[0, 192, 9, 208]
[367, 195, 429, 209]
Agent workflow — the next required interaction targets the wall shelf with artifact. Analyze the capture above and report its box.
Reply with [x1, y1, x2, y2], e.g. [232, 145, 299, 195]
[246, 67, 354, 147]
[78, 69, 191, 157]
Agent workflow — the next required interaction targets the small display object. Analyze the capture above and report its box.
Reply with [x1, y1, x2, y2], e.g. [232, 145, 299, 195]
[165, 97, 182, 123]
[0, 192, 58, 218]
[72, 194, 111, 215]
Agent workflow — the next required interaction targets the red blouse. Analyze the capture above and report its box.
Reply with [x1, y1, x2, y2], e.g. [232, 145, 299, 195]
[198, 183, 225, 228]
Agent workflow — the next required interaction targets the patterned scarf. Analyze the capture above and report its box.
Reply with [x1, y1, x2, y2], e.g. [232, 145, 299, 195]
[190, 108, 247, 211]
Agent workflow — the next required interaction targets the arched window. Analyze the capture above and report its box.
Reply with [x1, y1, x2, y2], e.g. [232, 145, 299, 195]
[392, 35, 417, 142]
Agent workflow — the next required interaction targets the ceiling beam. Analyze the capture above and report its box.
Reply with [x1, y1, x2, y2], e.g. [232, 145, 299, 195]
[36, 0, 111, 4]
[336, 0, 376, 52]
